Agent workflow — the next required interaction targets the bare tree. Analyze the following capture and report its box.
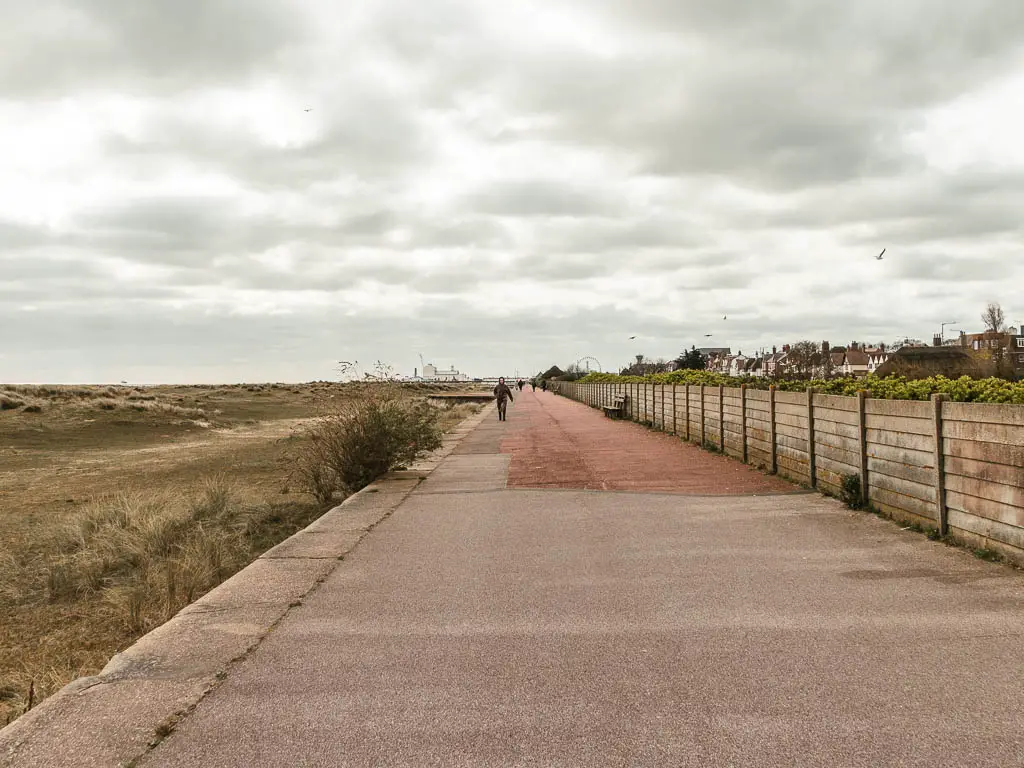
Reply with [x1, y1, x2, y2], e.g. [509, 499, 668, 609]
[982, 302, 1006, 332]
[784, 341, 821, 380]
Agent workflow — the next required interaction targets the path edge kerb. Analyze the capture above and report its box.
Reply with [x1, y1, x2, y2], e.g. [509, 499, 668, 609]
[0, 406, 493, 768]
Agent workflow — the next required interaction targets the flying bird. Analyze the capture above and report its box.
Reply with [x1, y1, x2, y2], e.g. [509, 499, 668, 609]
[723, 315, 727, 320]
[304, 108, 313, 112]
[876, 248, 885, 260]
[704, 334, 713, 337]
[628, 336, 637, 340]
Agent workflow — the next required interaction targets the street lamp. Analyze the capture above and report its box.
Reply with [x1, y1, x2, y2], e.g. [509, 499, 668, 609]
[940, 321, 958, 343]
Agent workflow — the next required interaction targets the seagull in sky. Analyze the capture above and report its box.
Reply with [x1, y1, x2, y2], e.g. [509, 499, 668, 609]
[628, 336, 637, 340]
[704, 334, 713, 337]
[723, 315, 727, 320]
[876, 248, 885, 260]
[304, 107, 313, 112]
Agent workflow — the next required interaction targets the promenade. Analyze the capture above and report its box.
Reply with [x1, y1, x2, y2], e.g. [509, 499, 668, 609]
[4, 390, 1022, 767]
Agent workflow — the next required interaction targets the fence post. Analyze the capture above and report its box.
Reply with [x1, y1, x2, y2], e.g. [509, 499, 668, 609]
[661, 384, 667, 430]
[769, 385, 778, 474]
[807, 387, 817, 489]
[932, 393, 949, 536]
[700, 384, 706, 447]
[672, 385, 678, 435]
[718, 384, 725, 452]
[857, 390, 869, 506]
[684, 384, 691, 440]
[740, 385, 748, 463]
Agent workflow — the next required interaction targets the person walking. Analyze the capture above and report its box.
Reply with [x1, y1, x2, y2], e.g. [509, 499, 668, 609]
[493, 377, 514, 421]
[541, 379, 547, 392]
[530, 379, 536, 392]
[517, 379, 524, 391]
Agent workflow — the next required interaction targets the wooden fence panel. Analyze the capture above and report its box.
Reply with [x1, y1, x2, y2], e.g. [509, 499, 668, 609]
[814, 394, 858, 412]
[814, 413, 861, 439]
[944, 402, 1024, 426]
[866, 428, 934, 454]
[865, 399, 932, 419]
[774, 391, 806, 405]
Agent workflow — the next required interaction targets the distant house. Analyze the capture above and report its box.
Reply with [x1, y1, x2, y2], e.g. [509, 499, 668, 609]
[865, 345, 892, 373]
[839, 344, 870, 377]
[728, 353, 748, 377]
[765, 346, 788, 379]
[962, 330, 1024, 379]
[874, 346, 986, 379]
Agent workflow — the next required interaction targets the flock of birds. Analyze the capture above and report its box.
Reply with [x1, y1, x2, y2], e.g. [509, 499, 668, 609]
[628, 249, 886, 341]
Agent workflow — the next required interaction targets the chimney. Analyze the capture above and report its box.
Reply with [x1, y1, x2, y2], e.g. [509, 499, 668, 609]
[880, 343, 886, 352]
[822, 341, 830, 353]
[850, 341, 858, 351]
[414, 367, 417, 378]
[933, 334, 942, 347]
[772, 346, 777, 354]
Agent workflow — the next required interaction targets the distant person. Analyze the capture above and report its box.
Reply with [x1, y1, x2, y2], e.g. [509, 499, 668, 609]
[541, 379, 547, 392]
[493, 376, 514, 421]
[517, 379, 524, 391]
[530, 379, 536, 392]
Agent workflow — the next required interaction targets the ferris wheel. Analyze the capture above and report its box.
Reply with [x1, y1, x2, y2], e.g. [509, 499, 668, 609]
[575, 356, 602, 373]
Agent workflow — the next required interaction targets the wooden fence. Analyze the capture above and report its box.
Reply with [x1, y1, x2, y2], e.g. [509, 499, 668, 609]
[554, 381, 1024, 564]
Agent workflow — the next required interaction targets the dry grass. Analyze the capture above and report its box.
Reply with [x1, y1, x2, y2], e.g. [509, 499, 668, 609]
[0, 381, 477, 725]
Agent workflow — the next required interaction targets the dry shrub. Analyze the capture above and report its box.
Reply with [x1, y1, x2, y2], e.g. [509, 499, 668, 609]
[294, 388, 443, 503]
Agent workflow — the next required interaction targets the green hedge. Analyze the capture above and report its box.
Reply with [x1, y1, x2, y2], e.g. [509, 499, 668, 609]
[575, 371, 1024, 404]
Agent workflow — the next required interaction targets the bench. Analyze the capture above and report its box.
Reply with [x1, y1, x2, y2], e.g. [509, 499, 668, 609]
[602, 395, 627, 419]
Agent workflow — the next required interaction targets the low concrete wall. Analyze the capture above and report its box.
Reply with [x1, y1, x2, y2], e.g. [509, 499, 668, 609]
[556, 382, 1024, 564]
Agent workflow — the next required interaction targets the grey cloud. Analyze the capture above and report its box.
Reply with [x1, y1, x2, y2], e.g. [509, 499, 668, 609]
[0, 220, 58, 251]
[6, 0, 1024, 383]
[405, 0, 1024, 191]
[0, 0, 308, 96]
[890, 253, 1012, 283]
[534, 216, 708, 255]
[103, 94, 430, 188]
[760, 170, 1024, 245]
[463, 180, 616, 218]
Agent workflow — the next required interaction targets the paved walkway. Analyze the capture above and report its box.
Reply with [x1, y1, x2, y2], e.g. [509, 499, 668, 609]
[6, 396, 1023, 766]
[496, 390, 795, 493]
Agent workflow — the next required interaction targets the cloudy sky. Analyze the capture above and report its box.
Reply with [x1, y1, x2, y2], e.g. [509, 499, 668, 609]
[3, 0, 1024, 383]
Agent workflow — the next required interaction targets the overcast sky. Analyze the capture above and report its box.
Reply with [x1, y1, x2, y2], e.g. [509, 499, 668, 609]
[3, 0, 1024, 383]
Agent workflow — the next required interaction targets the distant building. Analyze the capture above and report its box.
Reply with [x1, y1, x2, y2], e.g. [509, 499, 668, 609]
[422, 363, 468, 382]
[864, 344, 892, 373]
[961, 330, 1024, 379]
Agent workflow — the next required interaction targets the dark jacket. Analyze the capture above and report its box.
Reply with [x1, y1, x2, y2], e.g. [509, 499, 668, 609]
[493, 383, 514, 404]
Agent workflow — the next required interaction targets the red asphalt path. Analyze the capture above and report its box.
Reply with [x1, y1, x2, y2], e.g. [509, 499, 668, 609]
[500, 389, 796, 495]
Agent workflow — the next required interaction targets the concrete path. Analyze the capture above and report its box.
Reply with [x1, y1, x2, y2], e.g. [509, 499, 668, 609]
[138, 392, 1024, 767]
[4, 394, 1022, 766]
